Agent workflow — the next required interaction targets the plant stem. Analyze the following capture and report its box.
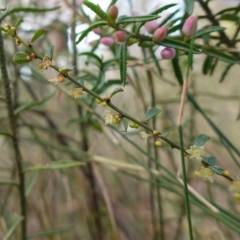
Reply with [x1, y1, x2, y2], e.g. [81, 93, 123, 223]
[0, 28, 27, 239]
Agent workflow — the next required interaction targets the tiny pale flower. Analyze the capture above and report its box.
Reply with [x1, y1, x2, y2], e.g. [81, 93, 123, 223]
[234, 193, 240, 203]
[68, 87, 83, 99]
[140, 131, 150, 144]
[186, 145, 205, 162]
[104, 110, 114, 125]
[48, 74, 65, 86]
[194, 166, 215, 182]
[41, 56, 55, 69]
[229, 180, 240, 193]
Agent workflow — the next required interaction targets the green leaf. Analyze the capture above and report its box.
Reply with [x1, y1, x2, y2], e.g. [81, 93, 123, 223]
[45, 46, 54, 58]
[79, 51, 102, 65]
[202, 55, 214, 75]
[161, 38, 200, 54]
[3, 216, 24, 240]
[13, 52, 31, 64]
[203, 156, 217, 166]
[110, 87, 124, 97]
[15, 19, 23, 28]
[194, 26, 226, 38]
[83, 0, 108, 21]
[193, 134, 210, 147]
[28, 225, 73, 239]
[118, 118, 128, 132]
[219, 63, 234, 82]
[76, 20, 107, 44]
[150, 3, 177, 15]
[0, 129, 11, 137]
[31, 29, 46, 43]
[14, 92, 55, 115]
[59, 66, 75, 75]
[117, 15, 160, 25]
[215, 7, 237, 16]
[0, 6, 60, 20]
[138, 41, 155, 48]
[25, 171, 40, 197]
[161, 132, 169, 137]
[144, 108, 161, 121]
[119, 41, 128, 86]
[0, 179, 18, 186]
[209, 166, 224, 175]
[184, 0, 194, 15]
[202, 48, 239, 64]
[172, 55, 183, 86]
[23, 160, 85, 173]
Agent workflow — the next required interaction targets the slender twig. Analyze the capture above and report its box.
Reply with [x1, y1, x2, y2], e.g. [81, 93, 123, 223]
[0, 29, 27, 239]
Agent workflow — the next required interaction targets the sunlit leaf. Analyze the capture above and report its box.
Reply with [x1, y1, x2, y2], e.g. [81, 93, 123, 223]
[193, 134, 210, 147]
[15, 18, 23, 28]
[203, 156, 217, 166]
[83, 0, 108, 21]
[31, 29, 46, 43]
[184, 0, 194, 15]
[13, 52, 31, 64]
[117, 15, 160, 25]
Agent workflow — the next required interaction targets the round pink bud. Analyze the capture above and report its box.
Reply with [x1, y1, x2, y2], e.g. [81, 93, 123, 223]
[113, 31, 127, 43]
[153, 27, 168, 42]
[100, 37, 115, 47]
[108, 5, 118, 21]
[182, 16, 197, 37]
[93, 28, 101, 35]
[144, 20, 159, 34]
[161, 47, 176, 59]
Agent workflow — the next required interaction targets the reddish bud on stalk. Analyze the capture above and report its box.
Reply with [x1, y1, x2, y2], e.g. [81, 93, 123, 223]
[182, 16, 197, 37]
[93, 28, 101, 35]
[108, 5, 119, 21]
[100, 37, 115, 47]
[144, 20, 158, 34]
[161, 47, 176, 59]
[114, 31, 127, 43]
[153, 27, 168, 42]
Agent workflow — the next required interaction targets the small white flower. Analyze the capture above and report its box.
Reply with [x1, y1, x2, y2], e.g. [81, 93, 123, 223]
[140, 131, 150, 144]
[229, 180, 240, 193]
[194, 166, 215, 183]
[48, 74, 65, 86]
[186, 145, 205, 162]
[104, 110, 114, 125]
[41, 56, 55, 69]
[68, 87, 83, 99]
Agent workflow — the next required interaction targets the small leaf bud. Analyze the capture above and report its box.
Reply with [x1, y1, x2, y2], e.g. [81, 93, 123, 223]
[153, 27, 168, 42]
[182, 16, 197, 37]
[108, 5, 118, 21]
[113, 31, 127, 43]
[161, 47, 176, 60]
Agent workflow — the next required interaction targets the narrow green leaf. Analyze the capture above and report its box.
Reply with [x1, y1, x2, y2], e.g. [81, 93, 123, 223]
[138, 41, 155, 48]
[144, 108, 161, 121]
[150, 3, 177, 15]
[59, 66, 75, 75]
[28, 225, 73, 239]
[14, 92, 55, 115]
[202, 56, 214, 75]
[219, 63, 234, 82]
[215, 7, 237, 16]
[172, 55, 183, 86]
[194, 26, 226, 38]
[184, 0, 194, 15]
[23, 160, 85, 173]
[79, 52, 102, 65]
[0, 179, 18, 186]
[76, 20, 107, 44]
[118, 119, 128, 132]
[203, 156, 217, 166]
[13, 52, 31, 64]
[3, 216, 24, 240]
[209, 165, 224, 175]
[0, 6, 60, 20]
[161, 38, 200, 54]
[193, 134, 210, 147]
[119, 41, 128, 86]
[45, 46, 54, 58]
[31, 29, 46, 43]
[202, 48, 239, 64]
[25, 171, 40, 197]
[110, 87, 124, 97]
[117, 15, 160, 25]
[0, 129, 11, 137]
[15, 19, 24, 28]
[83, 0, 108, 21]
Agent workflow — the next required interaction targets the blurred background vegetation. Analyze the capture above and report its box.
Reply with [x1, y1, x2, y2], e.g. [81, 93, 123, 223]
[1, 0, 240, 239]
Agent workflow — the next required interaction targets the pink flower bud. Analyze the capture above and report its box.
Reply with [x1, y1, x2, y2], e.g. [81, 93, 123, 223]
[144, 20, 159, 34]
[113, 31, 127, 43]
[108, 5, 118, 21]
[93, 28, 101, 35]
[153, 27, 168, 42]
[182, 16, 197, 37]
[161, 47, 176, 59]
[100, 37, 115, 47]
